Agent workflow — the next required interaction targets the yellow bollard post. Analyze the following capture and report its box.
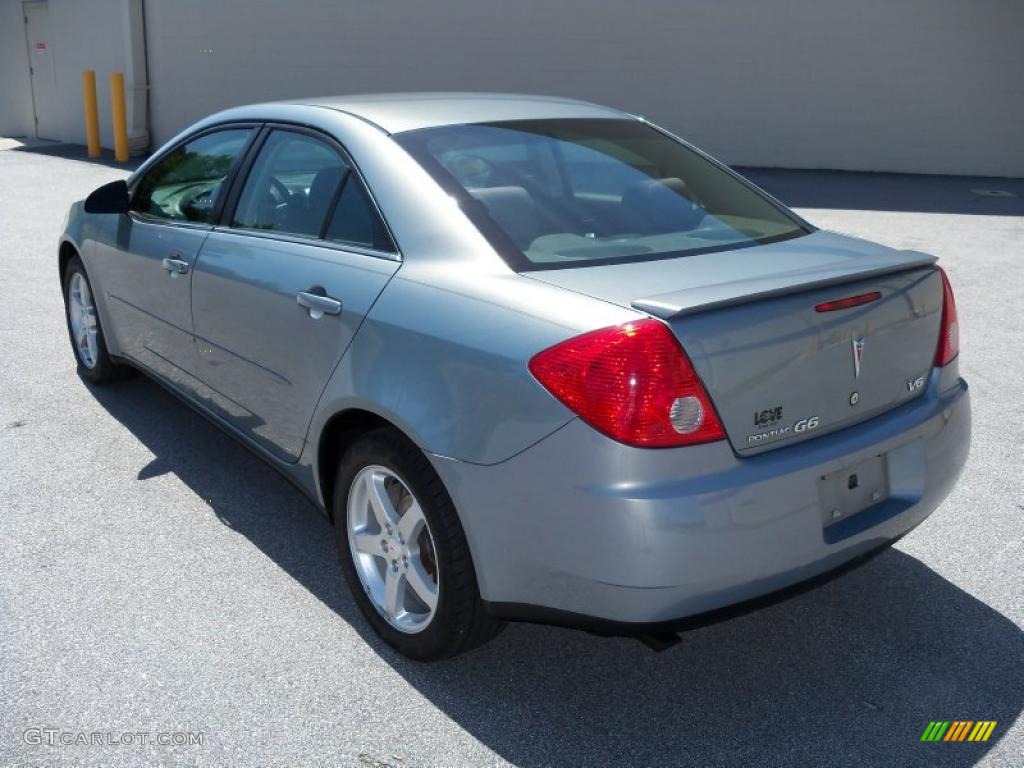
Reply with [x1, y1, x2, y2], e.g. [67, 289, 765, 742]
[81, 70, 101, 158]
[110, 72, 129, 162]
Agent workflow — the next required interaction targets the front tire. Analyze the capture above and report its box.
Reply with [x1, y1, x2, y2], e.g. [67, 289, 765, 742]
[62, 255, 123, 385]
[334, 427, 504, 660]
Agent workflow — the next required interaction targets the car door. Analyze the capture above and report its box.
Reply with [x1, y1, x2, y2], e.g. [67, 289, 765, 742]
[94, 125, 256, 391]
[190, 126, 401, 462]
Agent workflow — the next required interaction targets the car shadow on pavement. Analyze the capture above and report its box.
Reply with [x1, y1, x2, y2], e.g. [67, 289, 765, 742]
[740, 167, 1024, 216]
[89, 374, 1023, 768]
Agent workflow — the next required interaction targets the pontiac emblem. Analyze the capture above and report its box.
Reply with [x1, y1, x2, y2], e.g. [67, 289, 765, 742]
[852, 337, 865, 379]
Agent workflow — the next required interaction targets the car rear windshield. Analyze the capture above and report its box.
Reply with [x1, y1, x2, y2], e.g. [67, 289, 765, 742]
[395, 120, 811, 274]
[395, 118, 810, 271]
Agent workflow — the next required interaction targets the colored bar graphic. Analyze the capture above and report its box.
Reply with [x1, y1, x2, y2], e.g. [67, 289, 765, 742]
[954, 721, 974, 741]
[922, 720, 996, 743]
[921, 721, 950, 741]
[978, 721, 997, 742]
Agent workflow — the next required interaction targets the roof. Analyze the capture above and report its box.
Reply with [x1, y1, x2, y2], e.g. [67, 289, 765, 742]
[286, 92, 631, 134]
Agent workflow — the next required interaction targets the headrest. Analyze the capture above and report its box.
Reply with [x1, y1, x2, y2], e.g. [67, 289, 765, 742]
[620, 176, 702, 232]
[468, 186, 542, 248]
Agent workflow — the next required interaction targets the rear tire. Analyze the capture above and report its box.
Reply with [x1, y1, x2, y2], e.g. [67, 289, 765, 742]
[62, 255, 126, 385]
[333, 427, 504, 660]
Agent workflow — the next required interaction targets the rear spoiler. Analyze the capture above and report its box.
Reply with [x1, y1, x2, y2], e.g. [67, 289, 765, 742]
[631, 251, 938, 319]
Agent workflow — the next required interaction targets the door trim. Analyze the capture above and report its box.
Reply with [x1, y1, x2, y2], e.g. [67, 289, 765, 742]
[207, 225, 401, 262]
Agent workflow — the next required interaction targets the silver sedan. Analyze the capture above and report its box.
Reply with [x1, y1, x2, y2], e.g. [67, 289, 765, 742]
[60, 93, 970, 659]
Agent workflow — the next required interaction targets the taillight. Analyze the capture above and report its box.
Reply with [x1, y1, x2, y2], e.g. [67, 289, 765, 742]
[934, 267, 960, 366]
[528, 319, 725, 447]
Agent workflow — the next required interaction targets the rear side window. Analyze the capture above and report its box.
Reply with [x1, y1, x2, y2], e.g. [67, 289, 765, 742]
[132, 128, 253, 223]
[325, 175, 396, 253]
[232, 130, 346, 238]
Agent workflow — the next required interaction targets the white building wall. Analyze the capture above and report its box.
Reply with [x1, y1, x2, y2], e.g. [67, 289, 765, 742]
[4, 0, 1023, 176]
[140, 0, 1024, 177]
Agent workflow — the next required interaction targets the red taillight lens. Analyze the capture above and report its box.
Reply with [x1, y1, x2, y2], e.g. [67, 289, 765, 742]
[935, 267, 960, 366]
[528, 319, 725, 447]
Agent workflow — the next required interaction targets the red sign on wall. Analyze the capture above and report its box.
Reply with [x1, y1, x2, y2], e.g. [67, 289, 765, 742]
[35, 42, 46, 51]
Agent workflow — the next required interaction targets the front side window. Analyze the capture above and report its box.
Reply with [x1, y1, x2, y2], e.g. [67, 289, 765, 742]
[132, 128, 252, 223]
[395, 119, 809, 270]
[232, 130, 347, 238]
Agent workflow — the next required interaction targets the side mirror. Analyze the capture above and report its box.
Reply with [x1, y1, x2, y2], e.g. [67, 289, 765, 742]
[84, 179, 130, 214]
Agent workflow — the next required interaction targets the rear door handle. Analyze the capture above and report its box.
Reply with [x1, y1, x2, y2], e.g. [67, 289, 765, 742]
[296, 289, 342, 319]
[161, 257, 190, 277]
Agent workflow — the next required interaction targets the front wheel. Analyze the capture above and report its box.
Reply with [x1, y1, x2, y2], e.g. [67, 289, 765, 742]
[63, 255, 124, 385]
[334, 428, 504, 660]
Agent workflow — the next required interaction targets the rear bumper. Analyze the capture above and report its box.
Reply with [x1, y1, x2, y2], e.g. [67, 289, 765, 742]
[483, 534, 901, 638]
[431, 367, 970, 628]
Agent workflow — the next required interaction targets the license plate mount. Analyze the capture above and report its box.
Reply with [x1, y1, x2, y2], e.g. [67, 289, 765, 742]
[818, 454, 890, 528]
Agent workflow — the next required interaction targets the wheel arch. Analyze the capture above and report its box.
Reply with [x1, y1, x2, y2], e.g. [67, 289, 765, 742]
[316, 407, 421, 523]
[58, 238, 80, 286]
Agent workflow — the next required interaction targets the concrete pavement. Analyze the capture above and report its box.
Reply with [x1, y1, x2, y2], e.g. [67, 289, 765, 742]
[1, 147, 1021, 767]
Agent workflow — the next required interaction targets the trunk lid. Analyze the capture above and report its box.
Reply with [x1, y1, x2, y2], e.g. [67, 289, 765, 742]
[526, 231, 943, 454]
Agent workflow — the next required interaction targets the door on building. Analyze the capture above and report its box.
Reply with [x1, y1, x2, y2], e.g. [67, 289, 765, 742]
[23, 1, 59, 140]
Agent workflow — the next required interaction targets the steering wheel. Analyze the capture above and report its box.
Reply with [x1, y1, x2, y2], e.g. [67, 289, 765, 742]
[268, 176, 291, 204]
[254, 176, 295, 227]
[178, 182, 221, 222]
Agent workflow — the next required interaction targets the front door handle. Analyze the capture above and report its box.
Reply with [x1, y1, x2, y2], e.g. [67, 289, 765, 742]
[161, 257, 190, 277]
[296, 289, 342, 319]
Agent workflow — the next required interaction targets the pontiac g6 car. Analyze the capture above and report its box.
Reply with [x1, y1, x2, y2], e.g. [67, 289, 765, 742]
[60, 93, 970, 659]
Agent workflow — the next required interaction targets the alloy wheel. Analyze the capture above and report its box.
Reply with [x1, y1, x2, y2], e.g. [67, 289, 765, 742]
[68, 272, 99, 369]
[346, 465, 439, 634]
